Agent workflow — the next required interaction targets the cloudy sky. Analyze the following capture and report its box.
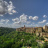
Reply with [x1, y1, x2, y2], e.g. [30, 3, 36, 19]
[0, 0, 48, 28]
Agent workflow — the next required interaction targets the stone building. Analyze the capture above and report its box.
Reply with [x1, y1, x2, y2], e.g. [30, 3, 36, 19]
[43, 25, 48, 32]
[16, 25, 48, 37]
[16, 25, 36, 33]
[26, 27, 36, 33]
[16, 25, 26, 32]
[35, 27, 43, 37]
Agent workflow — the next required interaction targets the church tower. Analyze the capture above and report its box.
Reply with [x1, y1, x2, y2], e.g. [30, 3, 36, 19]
[24, 25, 25, 28]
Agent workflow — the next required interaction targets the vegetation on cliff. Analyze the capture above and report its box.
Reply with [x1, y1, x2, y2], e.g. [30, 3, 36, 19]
[0, 27, 48, 48]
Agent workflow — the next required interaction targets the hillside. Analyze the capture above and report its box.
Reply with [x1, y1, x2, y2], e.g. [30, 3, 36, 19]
[0, 27, 15, 36]
[0, 28, 48, 48]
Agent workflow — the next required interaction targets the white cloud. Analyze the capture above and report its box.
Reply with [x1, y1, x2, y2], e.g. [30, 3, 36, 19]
[29, 16, 38, 20]
[0, 19, 10, 28]
[12, 14, 39, 26]
[0, 19, 5, 22]
[12, 18, 19, 22]
[7, 1, 17, 15]
[38, 20, 46, 23]
[12, 10, 17, 13]
[0, 0, 17, 16]
[29, 16, 32, 19]
[46, 23, 48, 25]
[12, 14, 28, 25]
[26, 21, 31, 24]
[0, 19, 9, 27]
[0, 19, 9, 23]
[13, 21, 21, 25]
[43, 15, 47, 18]
[32, 16, 38, 20]
[20, 14, 27, 22]
[0, 22, 3, 24]
[12, 17, 21, 25]
[6, 19, 9, 24]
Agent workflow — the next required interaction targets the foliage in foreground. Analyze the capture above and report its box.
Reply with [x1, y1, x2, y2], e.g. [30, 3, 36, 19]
[0, 28, 48, 48]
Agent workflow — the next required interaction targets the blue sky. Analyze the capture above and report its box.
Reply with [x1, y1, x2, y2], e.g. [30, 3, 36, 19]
[0, 0, 48, 28]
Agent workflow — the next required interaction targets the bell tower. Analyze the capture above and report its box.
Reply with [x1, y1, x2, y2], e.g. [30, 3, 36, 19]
[24, 25, 25, 28]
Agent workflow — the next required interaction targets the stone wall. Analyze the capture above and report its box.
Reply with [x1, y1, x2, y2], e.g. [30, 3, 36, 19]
[36, 27, 43, 33]
[26, 28, 36, 33]
[43, 25, 48, 32]
[26, 28, 32, 33]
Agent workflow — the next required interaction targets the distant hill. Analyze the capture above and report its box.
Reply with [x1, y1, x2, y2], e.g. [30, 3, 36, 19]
[0, 27, 16, 36]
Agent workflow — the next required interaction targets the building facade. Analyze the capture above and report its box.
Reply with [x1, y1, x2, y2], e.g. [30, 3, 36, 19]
[16, 25, 48, 37]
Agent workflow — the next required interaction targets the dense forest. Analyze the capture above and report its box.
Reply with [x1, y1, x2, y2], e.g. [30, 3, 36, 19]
[0, 27, 48, 48]
[0, 27, 15, 36]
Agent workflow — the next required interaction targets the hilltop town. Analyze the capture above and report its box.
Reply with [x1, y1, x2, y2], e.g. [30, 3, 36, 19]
[16, 25, 48, 37]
